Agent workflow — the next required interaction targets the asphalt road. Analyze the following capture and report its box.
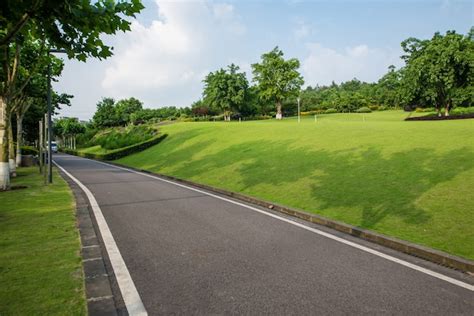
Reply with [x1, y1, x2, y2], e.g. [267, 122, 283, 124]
[54, 154, 474, 315]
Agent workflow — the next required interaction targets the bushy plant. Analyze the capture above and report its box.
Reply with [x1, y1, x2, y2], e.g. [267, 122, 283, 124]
[356, 107, 372, 113]
[63, 134, 168, 161]
[451, 107, 474, 115]
[21, 146, 38, 155]
[369, 105, 379, 111]
[324, 108, 338, 114]
[88, 125, 157, 150]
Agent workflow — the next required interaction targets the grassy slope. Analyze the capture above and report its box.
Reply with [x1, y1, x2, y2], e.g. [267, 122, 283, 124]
[118, 111, 474, 260]
[0, 167, 86, 315]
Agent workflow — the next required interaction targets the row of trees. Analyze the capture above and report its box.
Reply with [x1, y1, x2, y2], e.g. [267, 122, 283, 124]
[0, 0, 144, 190]
[201, 47, 304, 120]
[192, 29, 473, 119]
[54, 117, 85, 149]
[92, 97, 189, 127]
[86, 28, 473, 130]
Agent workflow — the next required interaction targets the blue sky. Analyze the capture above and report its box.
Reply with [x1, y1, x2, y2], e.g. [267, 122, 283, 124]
[56, 0, 473, 120]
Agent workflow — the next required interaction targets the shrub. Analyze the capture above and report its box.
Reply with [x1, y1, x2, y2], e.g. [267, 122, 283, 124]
[21, 146, 38, 155]
[369, 105, 379, 111]
[356, 107, 372, 113]
[415, 107, 435, 113]
[62, 134, 168, 161]
[451, 107, 474, 115]
[324, 108, 338, 114]
[90, 125, 157, 150]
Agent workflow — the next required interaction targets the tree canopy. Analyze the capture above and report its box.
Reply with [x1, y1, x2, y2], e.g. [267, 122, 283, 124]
[252, 47, 304, 119]
[203, 64, 249, 121]
[400, 29, 474, 116]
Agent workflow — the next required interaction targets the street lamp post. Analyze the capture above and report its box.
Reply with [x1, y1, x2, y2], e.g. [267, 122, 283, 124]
[46, 49, 67, 184]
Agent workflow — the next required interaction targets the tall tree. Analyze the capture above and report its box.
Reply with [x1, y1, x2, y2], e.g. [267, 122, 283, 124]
[252, 47, 304, 119]
[0, 0, 143, 189]
[93, 98, 118, 128]
[400, 29, 474, 116]
[116, 97, 143, 125]
[54, 117, 85, 149]
[203, 64, 248, 121]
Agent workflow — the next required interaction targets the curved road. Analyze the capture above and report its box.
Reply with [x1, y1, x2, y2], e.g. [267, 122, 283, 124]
[54, 154, 474, 315]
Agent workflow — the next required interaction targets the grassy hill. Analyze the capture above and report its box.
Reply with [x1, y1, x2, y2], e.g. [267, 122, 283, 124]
[117, 111, 474, 259]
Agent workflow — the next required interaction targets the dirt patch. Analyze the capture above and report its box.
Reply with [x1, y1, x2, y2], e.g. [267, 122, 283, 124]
[10, 185, 29, 191]
[405, 113, 474, 121]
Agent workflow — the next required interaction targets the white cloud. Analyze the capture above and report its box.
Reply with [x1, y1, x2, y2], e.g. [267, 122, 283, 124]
[101, 0, 245, 107]
[293, 20, 312, 40]
[302, 43, 402, 86]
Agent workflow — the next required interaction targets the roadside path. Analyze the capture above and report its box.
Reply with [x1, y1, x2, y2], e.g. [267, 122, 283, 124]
[54, 154, 474, 315]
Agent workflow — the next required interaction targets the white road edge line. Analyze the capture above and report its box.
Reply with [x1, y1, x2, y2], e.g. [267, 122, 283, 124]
[92, 159, 474, 292]
[53, 161, 148, 316]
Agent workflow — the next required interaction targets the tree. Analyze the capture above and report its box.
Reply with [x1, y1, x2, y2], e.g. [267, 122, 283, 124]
[10, 38, 70, 168]
[252, 47, 304, 119]
[203, 64, 248, 121]
[400, 29, 474, 116]
[0, 0, 144, 189]
[115, 97, 143, 125]
[376, 65, 402, 108]
[54, 117, 85, 149]
[92, 98, 118, 128]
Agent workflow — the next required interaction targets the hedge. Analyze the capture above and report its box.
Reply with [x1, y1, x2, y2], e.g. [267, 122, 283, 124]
[62, 134, 168, 160]
[21, 146, 39, 155]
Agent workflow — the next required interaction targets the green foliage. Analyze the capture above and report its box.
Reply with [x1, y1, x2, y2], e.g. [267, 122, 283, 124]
[356, 107, 372, 113]
[203, 64, 249, 120]
[54, 117, 85, 138]
[20, 145, 38, 155]
[324, 108, 338, 114]
[0, 0, 144, 60]
[252, 47, 304, 115]
[86, 124, 157, 150]
[451, 107, 474, 115]
[92, 97, 119, 128]
[400, 29, 474, 115]
[130, 106, 188, 124]
[115, 97, 143, 125]
[64, 134, 168, 161]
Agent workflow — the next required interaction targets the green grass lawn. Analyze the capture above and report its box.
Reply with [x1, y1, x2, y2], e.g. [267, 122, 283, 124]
[118, 111, 474, 260]
[0, 167, 86, 315]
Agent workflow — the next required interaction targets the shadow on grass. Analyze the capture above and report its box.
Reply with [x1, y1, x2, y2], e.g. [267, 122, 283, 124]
[140, 130, 474, 228]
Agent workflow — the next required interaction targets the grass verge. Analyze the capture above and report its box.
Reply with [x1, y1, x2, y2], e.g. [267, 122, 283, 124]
[118, 111, 474, 260]
[0, 167, 86, 315]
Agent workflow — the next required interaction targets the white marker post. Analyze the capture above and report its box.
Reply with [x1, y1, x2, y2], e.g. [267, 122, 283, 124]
[297, 97, 301, 123]
[314, 114, 317, 123]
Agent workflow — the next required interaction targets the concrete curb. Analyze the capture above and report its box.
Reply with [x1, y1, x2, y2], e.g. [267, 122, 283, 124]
[105, 161, 474, 274]
[58, 168, 120, 316]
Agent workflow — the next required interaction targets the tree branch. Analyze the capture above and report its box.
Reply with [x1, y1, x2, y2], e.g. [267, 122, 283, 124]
[0, 13, 31, 47]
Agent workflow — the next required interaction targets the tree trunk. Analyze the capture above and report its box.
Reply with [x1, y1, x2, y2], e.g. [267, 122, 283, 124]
[8, 117, 16, 177]
[15, 112, 22, 167]
[444, 101, 450, 117]
[0, 96, 10, 190]
[276, 100, 282, 120]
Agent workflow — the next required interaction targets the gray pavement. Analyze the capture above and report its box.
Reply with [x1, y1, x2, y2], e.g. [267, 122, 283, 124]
[54, 154, 474, 315]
